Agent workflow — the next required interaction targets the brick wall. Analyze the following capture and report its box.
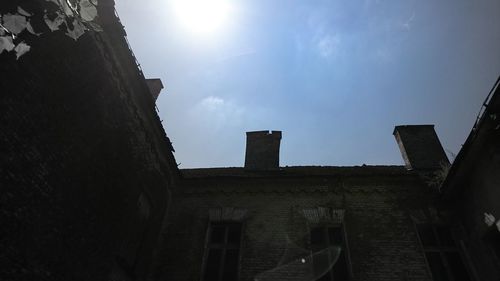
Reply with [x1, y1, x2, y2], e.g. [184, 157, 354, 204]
[393, 125, 449, 170]
[446, 132, 500, 280]
[460, 147, 500, 280]
[155, 169, 436, 281]
[441, 83, 500, 281]
[0, 3, 178, 281]
[244, 131, 282, 170]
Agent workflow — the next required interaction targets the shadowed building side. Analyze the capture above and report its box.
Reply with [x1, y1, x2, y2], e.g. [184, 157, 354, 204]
[146, 78, 164, 101]
[0, 1, 178, 280]
[441, 77, 500, 281]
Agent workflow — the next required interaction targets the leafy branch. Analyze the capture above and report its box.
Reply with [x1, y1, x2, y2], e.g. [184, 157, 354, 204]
[0, 0, 101, 59]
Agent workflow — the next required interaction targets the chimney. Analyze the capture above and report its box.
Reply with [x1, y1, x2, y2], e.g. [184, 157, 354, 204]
[393, 125, 449, 170]
[145, 78, 164, 101]
[245, 130, 282, 170]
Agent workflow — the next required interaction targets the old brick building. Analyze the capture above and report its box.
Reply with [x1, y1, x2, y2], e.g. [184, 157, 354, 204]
[1, 1, 178, 281]
[152, 83, 500, 281]
[153, 126, 476, 281]
[2, 1, 499, 281]
[155, 103, 500, 281]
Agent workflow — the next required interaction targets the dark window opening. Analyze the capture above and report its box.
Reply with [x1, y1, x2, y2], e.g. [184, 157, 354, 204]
[437, 227, 456, 247]
[482, 225, 500, 259]
[310, 226, 350, 281]
[416, 224, 472, 281]
[117, 192, 152, 275]
[203, 222, 242, 281]
[425, 252, 449, 281]
[417, 225, 438, 247]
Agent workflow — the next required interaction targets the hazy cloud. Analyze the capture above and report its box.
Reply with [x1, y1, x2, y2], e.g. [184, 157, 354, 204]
[217, 46, 256, 63]
[191, 96, 245, 129]
[375, 46, 393, 63]
[316, 34, 340, 58]
[402, 12, 415, 31]
[200, 96, 225, 111]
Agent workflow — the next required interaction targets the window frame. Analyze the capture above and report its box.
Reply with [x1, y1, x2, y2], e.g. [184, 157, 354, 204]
[415, 223, 475, 281]
[201, 221, 244, 281]
[309, 223, 353, 281]
[114, 190, 155, 279]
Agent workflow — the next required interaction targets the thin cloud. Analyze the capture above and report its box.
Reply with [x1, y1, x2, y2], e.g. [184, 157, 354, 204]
[191, 96, 245, 129]
[305, 7, 342, 59]
[375, 46, 393, 63]
[402, 12, 415, 31]
[217, 47, 256, 63]
[363, 0, 381, 9]
[316, 34, 340, 58]
[200, 96, 225, 111]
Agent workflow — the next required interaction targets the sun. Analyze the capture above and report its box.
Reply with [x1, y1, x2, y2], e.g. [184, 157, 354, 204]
[173, 0, 232, 34]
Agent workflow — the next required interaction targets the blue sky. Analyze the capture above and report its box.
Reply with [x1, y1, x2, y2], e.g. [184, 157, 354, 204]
[116, 0, 500, 168]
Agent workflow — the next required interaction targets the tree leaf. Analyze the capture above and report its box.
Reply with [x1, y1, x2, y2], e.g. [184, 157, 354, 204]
[26, 21, 42, 36]
[17, 7, 32, 17]
[14, 41, 31, 59]
[65, 18, 85, 40]
[44, 11, 65, 31]
[2, 13, 28, 35]
[79, 0, 98, 22]
[84, 20, 102, 32]
[0, 36, 15, 54]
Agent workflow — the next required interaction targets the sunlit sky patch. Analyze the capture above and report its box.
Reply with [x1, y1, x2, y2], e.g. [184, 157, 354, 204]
[172, 0, 233, 35]
[116, 0, 500, 168]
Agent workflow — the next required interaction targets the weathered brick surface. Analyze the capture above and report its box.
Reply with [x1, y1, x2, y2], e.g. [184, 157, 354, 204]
[0, 4, 178, 281]
[439, 82, 500, 281]
[156, 169, 435, 281]
[393, 125, 449, 170]
[444, 130, 500, 280]
[245, 131, 282, 170]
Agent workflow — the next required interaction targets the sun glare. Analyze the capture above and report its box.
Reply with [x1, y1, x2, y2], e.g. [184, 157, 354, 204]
[173, 0, 232, 34]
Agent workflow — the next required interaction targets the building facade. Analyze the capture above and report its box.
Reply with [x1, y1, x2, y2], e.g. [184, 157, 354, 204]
[153, 124, 493, 281]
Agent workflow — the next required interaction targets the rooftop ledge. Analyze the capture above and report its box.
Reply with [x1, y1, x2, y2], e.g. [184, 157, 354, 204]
[180, 165, 416, 179]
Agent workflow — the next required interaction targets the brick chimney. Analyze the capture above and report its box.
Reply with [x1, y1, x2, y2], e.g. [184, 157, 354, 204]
[245, 131, 282, 170]
[145, 78, 164, 101]
[393, 125, 449, 170]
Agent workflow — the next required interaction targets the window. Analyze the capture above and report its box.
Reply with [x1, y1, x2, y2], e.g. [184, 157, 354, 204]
[114, 192, 152, 279]
[203, 222, 242, 281]
[416, 224, 472, 281]
[482, 224, 500, 259]
[310, 225, 350, 281]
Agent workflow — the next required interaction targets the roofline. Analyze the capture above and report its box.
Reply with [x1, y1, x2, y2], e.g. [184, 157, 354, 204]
[392, 124, 435, 135]
[179, 165, 417, 180]
[440, 75, 500, 196]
